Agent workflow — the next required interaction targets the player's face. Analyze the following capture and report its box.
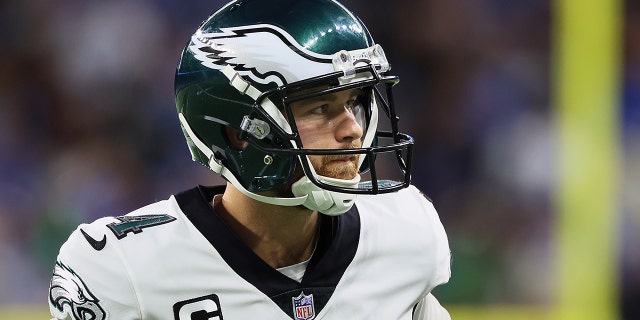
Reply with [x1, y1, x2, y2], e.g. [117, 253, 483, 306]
[289, 88, 365, 180]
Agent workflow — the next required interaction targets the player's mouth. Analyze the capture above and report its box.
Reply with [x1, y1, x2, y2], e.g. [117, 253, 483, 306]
[325, 156, 359, 170]
[329, 156, 356, 164]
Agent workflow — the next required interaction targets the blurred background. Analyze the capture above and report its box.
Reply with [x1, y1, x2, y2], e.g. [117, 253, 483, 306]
[0, 0, 637, 319]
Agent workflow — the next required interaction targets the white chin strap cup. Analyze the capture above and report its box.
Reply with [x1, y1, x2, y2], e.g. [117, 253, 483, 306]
[291, 174, 361, 216]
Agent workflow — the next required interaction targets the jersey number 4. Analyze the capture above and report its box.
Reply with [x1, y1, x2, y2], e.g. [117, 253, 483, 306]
[107, 214, 176, 239]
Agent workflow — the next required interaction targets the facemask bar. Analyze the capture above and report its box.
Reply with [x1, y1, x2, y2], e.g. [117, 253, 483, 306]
[292, 131, 414, 194]
[241, 64, 413, 194]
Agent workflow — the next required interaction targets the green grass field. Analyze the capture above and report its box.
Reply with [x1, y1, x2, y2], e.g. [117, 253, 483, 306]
[0, 307, 50, 320]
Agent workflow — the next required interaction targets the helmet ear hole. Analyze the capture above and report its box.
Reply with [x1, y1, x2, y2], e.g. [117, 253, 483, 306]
[224, 126, 249, 151]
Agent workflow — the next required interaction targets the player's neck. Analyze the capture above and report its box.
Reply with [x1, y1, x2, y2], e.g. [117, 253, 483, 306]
[215, 183, 320, 269]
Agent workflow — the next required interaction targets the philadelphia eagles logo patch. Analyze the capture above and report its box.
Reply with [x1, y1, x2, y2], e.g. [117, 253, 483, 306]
[49, 261, 106, 320]
[189, 24, 335, 87]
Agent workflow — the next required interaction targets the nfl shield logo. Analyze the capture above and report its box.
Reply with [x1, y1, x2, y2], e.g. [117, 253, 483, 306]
[292, 292, 315, 320]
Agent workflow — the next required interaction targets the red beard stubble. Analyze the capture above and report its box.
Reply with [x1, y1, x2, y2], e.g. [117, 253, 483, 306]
[309, 142, 361, 180]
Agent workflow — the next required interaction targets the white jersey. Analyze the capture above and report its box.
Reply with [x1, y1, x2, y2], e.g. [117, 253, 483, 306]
[48, 185, 451, 320]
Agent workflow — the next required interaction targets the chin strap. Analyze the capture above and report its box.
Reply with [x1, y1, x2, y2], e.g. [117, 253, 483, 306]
[291, 174, 360, 216]
[179, 112, 359, 214]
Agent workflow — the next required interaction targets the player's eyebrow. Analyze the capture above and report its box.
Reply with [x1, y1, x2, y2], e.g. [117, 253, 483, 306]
[296, 88, 364, 104]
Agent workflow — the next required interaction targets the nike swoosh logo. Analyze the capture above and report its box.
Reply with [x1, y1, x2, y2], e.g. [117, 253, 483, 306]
[80, 228, 107, 251]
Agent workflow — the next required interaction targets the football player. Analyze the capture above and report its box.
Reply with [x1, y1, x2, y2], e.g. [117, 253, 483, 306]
[48, 0, 452, 319]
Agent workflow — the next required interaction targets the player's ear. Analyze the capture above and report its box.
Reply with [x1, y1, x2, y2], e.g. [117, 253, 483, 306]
[225, 126, 249, 151]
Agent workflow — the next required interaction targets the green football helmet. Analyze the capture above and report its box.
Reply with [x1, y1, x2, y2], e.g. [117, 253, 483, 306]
[175, 0, 413, 215]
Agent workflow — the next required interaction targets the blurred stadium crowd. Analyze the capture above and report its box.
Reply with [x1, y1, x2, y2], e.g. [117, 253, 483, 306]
[0, 0, 637, 317]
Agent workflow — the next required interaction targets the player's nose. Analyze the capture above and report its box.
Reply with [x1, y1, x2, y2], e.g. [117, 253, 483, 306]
[335, 106, 363, 144]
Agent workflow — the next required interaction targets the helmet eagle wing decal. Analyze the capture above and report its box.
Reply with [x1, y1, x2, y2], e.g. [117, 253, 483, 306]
[189, 24, 334, 86]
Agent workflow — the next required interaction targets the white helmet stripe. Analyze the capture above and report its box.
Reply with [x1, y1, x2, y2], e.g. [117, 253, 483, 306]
[221, 66, 294, 137]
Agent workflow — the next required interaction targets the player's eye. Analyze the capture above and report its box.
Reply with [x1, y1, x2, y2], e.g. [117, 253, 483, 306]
[310, 104, 329, 115]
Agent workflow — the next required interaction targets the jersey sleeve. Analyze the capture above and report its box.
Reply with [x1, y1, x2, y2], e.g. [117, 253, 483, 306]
[427, 199, 451, 289]
[412, 293, 451, 320]
[410, 185, 451, 290]
[48, 217, 140, 320]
